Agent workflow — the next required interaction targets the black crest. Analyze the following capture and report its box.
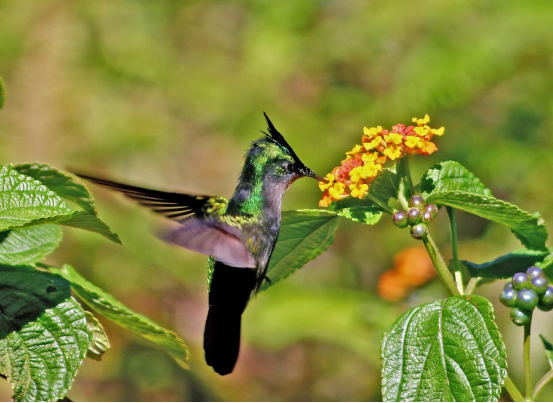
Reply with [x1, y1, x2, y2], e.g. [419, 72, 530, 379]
[262, 112, 301, 161]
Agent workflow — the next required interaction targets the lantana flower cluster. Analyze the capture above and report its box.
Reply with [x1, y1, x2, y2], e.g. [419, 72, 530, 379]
[318, 115, 445, 207]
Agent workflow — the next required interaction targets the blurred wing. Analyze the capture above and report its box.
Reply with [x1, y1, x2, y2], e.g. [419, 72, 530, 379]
[73, 172, 214, 221]
[74, 171, 256, 267]
[164, 218, 256, 268]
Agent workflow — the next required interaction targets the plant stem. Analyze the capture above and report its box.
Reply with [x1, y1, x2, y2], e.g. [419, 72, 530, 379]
[464, 277, 480, 295]
[446, 206, 464, 294]
[399, 156, 414, 194]
[524, 319, 532, 401]
[422, 234, 460, 296]
[504, 375, 525, 402]
[533, 369, 553, 401]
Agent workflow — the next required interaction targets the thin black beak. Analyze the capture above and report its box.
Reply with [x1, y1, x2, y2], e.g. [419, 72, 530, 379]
[299, 166, 325, 181]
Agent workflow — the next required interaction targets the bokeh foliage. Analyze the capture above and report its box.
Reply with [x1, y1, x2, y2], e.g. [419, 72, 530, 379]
[1, 0, 553, 400]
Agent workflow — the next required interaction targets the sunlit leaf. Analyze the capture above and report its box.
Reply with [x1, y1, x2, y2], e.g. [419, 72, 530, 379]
[427, 191, 547, 251]
[50, 264, 189, 369]
[0, 225, 62, 265]
[14, 163, 97, 215]
[381, 295, 507, 402]
[0, 165, 71, 230]
[421, 160, 491, 196]
[261, 209, 339, 292]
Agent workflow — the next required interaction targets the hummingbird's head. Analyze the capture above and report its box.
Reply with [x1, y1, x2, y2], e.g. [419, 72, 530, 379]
[244, 113, 323, 186]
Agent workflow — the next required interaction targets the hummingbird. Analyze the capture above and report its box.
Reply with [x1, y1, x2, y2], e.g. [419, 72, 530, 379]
[74, 113, 322, 375]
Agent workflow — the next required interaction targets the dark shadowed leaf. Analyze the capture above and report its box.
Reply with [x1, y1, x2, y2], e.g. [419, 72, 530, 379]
[540, 334, 553, 369]
[0, 225, 62, 265]
[381, 295, 507, 402]
[461, 249, 550, 281]
[49, 264, 189, 369]
[0, 265, 91, 402]
[261, 209, 339, 292]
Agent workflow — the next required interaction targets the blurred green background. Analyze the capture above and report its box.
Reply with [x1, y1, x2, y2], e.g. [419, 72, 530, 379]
[2, 0, 553, 401]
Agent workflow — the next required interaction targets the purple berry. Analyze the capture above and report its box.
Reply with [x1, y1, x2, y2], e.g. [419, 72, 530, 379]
[512, 273, 529, 290]
[504, 281, 514, 290]
[422, 211, 433, 223]
[499, 287, 517, 307]
[409, 195, 425, 208]
[410, 223, 428, 240]
[407, 208, 422, 224]
[526, 266, 544, 279]
[530, 277, 548, 294]
[392, 211, 408, 228]
[424, 203, 439, 218]
[516, 288, 539, 310]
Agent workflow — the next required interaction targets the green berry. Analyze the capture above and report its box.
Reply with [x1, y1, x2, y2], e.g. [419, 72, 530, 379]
[516, 288, 539, 310]
[530, 277, 548, 294]
[526, 266, 544, 279]
[409, 195, 425, 208]
[407, 208, 422, 224]
[512, 272, 529, 290]
[392, 211, 408, 228]
[540, 286, 553, 305]
[510, 307, 532, 326]
[410, 223, 428, 240]
[504, 281, 514, 290]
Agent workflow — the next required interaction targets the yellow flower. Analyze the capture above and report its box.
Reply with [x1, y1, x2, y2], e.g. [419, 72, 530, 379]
[348, 166, 364, 183]
[384, 132, 403, 145]
[319, 194, 333, 207]
[345, 144, 364, 157]
[349, 182, 369, 199]
[361, 152, 379, 163]
[383, 144, 402, 160]
[318, 174, 335, 191]
[405, 136, 423, 148]
[363, 126, 383, 138]
[363, 136, 383, 150]
[412, 114, 430, 126]
[362, 161, 381, 177]
[328, 182, 346, 199]
[413, 126, 430, 136]
[432, 126, 445, 136]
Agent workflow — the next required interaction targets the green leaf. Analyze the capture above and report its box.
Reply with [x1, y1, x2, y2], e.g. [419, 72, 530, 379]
[0, 225, 62, 265]
[421, 160, 492, 197]
[537, 253, 553, 279]
[20, 211, 121, 244]
[381, 295, 507, 402]
[260, 209, 340, 292]
[0, 165, 71, 230]
[14, 163, 97, 214]
[335, 206, 383, 225]
[367, 166, 400, 213]
[427, 191, 548, 251]
[540, 334, 553, 369]
[50, 264, 189, 369]
[461, 249, 549, 281]
[0, 76, 5, 110]
[0, 265, 91, 402]
[85, 312, 110, 361]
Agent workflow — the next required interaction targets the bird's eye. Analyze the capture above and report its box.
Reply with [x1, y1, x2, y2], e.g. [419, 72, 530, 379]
[281, 162, 295, 173]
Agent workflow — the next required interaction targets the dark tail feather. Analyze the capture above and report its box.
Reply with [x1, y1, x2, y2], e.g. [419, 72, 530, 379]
[204, 262, 256, 375]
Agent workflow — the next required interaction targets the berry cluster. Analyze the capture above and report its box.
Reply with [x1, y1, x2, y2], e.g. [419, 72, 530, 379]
[500, 266, 553, 326]
[392, 195, 438, 239]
